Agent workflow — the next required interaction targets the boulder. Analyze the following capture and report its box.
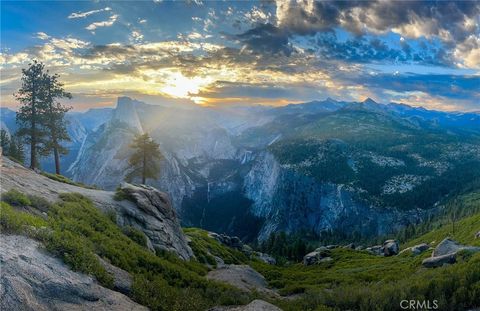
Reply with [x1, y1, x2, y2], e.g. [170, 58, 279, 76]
[422, 253, 456, 268]
[208, 232, 243, 250]
[343, 243, 356, 249]
[117, 183, 194, 260]
[326, 245, 339, 249]
[366, 245, 384, 256]
[0, 234, 147, 311]
[254, 252, 276, 265]
[383, 239, 399, 256]
[411, 243, 430, 255]
[433, 238, 480, 257]
[303, 249, 330, 265]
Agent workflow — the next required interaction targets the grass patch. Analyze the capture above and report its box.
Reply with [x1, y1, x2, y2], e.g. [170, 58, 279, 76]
[41, 172, 98, 189]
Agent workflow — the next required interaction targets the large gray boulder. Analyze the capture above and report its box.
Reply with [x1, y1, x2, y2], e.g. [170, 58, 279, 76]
[433, 238, 480, 257]
[422, 238, 480, 268]
[0, 234, 147, 311]
[383, 239, 399, 256]
[117, 183, 194, 260]
[422, 253, 456, 268]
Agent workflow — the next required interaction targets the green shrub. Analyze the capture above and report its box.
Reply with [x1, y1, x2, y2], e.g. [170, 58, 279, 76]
[28, 194, 52, 211]
[113, 186, 132, 201]
[123, 226, 148, 247]
[0, 201, 47, 233]
[1, 189, 31, 206]
[41, 172, 98, 189]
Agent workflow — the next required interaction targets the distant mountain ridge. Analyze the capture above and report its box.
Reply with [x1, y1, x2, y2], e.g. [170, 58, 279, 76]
[2, 98, 480, 242]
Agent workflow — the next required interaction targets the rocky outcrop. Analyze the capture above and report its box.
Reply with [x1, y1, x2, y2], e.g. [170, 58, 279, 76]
[208, 232, 243, 249]
[0, 156, 193, 260]
[0, 234, 147, 311]
[209, 299, 282, 311]
[366, 240, 400, 256]
[432, 238, 480, 257]
[116, 183, 194, 260]
[422, 238, 480, 268]
[303, 248, 331, 265]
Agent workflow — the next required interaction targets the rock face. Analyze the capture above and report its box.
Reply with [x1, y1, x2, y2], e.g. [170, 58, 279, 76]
[0, 234, 147, 311]
[117, 183, 194, 260]
[0, 156, 193, 260]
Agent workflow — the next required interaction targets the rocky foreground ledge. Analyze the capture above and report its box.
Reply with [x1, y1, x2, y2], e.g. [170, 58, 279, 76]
[0, 156, 193, 260]
[0, 234, 147, 311]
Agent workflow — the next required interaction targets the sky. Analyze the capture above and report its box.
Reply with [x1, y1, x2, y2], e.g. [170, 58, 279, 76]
[1, 0, 479, 111]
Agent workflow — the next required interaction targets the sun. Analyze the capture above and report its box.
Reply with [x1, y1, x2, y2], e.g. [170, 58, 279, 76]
[159, 72, 212, 103]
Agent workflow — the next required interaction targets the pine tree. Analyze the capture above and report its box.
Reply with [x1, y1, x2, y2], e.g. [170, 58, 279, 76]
[0, 129, 10, 155]
[14, 61, 48, 169]
[126, 133, 163, 184]
[8, 134, 25, 164]
[41, 73, 72, 174]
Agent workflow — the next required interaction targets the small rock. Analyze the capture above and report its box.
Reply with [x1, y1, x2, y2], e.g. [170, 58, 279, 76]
[422, 253, 456, 268]
[254, 252, 276, 265]
[366, 245, 384, 256]
[475, 231, 480, 239]
[383, 239, 399, 256]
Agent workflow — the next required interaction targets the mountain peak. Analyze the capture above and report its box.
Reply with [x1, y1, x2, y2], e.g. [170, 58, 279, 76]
[112, 97, 143, 132]
[362, 97, 377, 105]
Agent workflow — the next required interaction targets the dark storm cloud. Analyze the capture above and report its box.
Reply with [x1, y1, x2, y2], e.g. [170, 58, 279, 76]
[277, 0, 480, 43]
[231, 23, 293, 56]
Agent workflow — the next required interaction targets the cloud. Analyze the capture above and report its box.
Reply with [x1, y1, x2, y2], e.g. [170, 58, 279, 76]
[273, 0, 480, 68]
[233, 23, 293, 56]
[86, 14, 119, 31]
[68, 7, 111, 19]
[36, 32, 50, 40]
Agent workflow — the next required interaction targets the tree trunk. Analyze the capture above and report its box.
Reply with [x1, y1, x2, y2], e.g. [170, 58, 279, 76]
[30, 120, 36, 169]
[54, 146, 60, 174]
[142, 141, 146, 184]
